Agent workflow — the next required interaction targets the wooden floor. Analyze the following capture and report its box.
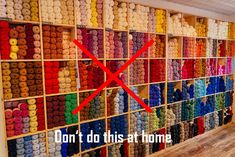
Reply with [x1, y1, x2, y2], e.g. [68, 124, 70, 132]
[150, 123, 235, 157]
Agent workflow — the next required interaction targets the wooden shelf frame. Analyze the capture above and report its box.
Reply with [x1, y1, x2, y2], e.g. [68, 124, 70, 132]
[0, 0, 234, 157]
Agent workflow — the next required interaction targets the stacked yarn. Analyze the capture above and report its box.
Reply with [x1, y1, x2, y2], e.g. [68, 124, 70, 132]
[156, 9, 166, 33]
[78, 28, 103, 58]
[167, 82, 182, 103]
[226, 58, 232, 74]
[148, 8, 156, 32]
[218, 40, 226, 57]
[9, 26, 20, 60]
[108, 142, 128, 157]
[80, 92, 105, 121]
[194, 59, 206, 77]
[48, 126, 79, 156]
[168, 38, 180, 58]
[41, 0, 74, 24]
[46, 95, 65, 129]
[104, 0, 114, 29]
[107, 89, 128, 116]
[150, 59, 165, 82]
[206, 39, 217, 57]
[196, 39, 206, 57]
[8, 24, 41, 59]
[217, 21, 228, 39]
[168, 14, 196, 36]
[179, 123, 184, 142]
[46, 94, 78, 129]
[167, 13, 182, 35]
[168, 121, 205, 144]
[194, 98, 205, 117]
[40, 0, 62, 24]
[206, 77, 216, 94]
[108, 115, 128, 138]
[228, 22, 235, 39]
[194, 117, 205, 135]
[44, 61, 59, 94]
[228, 41, 235, 56]
[217, 60, 225, 75]
[2, 0, 39, 21]
[1, 62, 12, 99]
[149, 83, 164, 107]
[8, 133, 46, 157]
[129, 32, 148, 58]
[206, 59, 216, 76]
[83, 147, 106, 157]
[129, 137, 149, 157]
[168, 103, 181, 125]
[224, 107, 233, 124]
[207, 19, 218, 38]
[45, 61, 77, 94]
[48, 130, 62, 157]
[233, 58, 235, 73]
[62, 30, 76, 59]
[77, 29, 83, 58]
[215, 93, 225, 111]
[106, 61, 127, 87]
[216, 76, 225, 92]
[130, 87, 145, 111]
[195, 79, 206, 98]
[205, 96, 215, 114]
[149, 129, 166, 154]
[226, 76, 234, 91]
[65, 94, 78, 124]
[76, 0, 103, 27]
[169, 124, 181, 145]
[42, 25, 63, 59]
[130, 112, 148, 135]
[225, 92, 233, 108]
[182, 17, 196, 36]
[128, 3, 149, 31]
[4, 98, 44, 137]
[166, 108, 176, 127]
[78, 61, 104, 90]
[181, 100, 194, 121]
[0, 21, 10, 59]
[81, 120, 105, 151]
[205, 113, 215, 131]
[2, 62, 43, 99]
[105, 31, 128, 58]
[150, 34, 165, 58]
[113, 1, 128, 30]
[90, 0, 99, 27]
[60, 0, 74, 25]
[77, 0, 91, 26]
[182, 59, 194, 79]
[167, 59, 181, 81]
[58, 61, 77, 93]
[130, 60, 148, 85]
[149, 107, 165, 132]
[183, 37, 194, 57]
[182, 81, 194, 100]
[196, 18, 207, 37]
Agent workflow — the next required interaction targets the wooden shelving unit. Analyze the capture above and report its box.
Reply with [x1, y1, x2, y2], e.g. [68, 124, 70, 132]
[0, 0, 235, 157]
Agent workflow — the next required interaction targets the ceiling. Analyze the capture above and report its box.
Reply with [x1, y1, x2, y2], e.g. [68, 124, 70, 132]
[165, 0, 235, 15]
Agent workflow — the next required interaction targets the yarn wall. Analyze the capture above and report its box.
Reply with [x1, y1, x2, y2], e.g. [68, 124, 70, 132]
[0, 0, 234, 157]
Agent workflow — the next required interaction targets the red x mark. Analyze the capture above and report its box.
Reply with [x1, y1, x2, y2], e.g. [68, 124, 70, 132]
[72, 39, 154, 114]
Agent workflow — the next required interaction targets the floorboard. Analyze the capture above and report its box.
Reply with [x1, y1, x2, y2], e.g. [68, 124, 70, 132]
[150, 123, 235, 157]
